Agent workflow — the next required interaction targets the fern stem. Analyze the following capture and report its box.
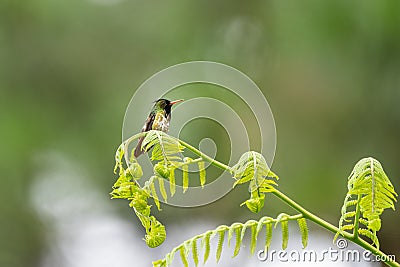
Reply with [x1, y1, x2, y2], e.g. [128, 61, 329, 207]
[123, 132, 399, 267]
[176, 138, 232, 173]
[178, 157, 203, 167]
[124, 132, 231, 172]
[272, 190, 400, 267]
[272, 190, 340, 232]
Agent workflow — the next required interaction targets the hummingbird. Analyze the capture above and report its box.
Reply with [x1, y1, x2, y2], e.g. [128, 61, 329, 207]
[134, 98, 183, 157]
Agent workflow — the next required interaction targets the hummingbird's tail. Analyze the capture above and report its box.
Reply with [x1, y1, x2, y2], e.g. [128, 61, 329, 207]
[134, 136, 145, 158]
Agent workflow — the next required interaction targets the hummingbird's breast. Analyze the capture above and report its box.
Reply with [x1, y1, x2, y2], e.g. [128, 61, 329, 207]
[152, 111, 170, 132]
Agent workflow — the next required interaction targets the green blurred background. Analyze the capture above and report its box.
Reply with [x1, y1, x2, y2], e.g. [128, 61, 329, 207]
[1, 1, 399, 266]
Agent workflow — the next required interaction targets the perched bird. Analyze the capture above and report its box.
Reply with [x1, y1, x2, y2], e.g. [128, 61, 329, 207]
[134, 98, 183, 157]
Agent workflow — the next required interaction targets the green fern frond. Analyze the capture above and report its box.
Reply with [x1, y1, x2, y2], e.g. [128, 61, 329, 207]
[232, 151, 279, 213]
[113, 135, 216, 251]
[145, 216, 166, 248]
[133, 132, 211, 198]
[350, 158, 397, 221]
[232, 151, 278, 190]
[336, 157, 397, 248]
[240, 191, 265, 213]
[153, 214, 304, 267]
[142, 130, 184, 163]
[111, 144, 165, 248]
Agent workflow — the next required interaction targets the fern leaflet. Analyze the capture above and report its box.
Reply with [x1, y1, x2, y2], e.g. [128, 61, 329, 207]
[148, 177, 161, 210]
[198, 161, 206, 188]
[180, 246, 189, 267]
[265, 221, 273, 251]
[281, 220, 289, 250]
[297, 218, 308, 248]
[182, 163, 189, 193]
[158, 176, 168, 203]
[250, 224, 258, 255]
[202, 231, 212, 264]
[169, 167, 176, 196]
[152, 214, 305, 267]
[233, 226, 242, 257]
[335, 157, 397, 248]
[216, 229, 225, 262]
[191, 238, 199, 267]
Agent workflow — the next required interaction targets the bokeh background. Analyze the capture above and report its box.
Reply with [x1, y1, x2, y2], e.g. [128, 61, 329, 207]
[1, 1, 399, 267]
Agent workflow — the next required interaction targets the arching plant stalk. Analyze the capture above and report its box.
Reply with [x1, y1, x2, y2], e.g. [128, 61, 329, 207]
[112, 131, 399, 267]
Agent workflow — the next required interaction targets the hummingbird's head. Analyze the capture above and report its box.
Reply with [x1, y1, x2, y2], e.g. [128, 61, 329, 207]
[154, 99, 183, 114]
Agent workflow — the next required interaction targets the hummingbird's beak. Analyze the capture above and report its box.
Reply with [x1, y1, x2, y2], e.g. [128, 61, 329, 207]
[170, 99, 183, 105]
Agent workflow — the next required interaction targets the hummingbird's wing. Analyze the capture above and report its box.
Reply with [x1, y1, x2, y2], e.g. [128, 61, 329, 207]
[143, 112, 156, 132]
[134, 112, 155, 158]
